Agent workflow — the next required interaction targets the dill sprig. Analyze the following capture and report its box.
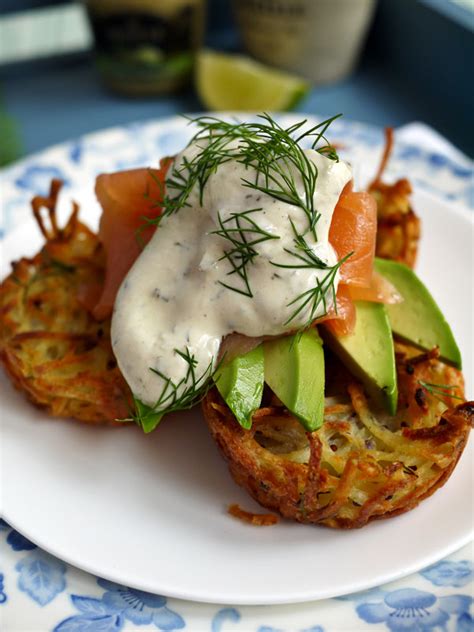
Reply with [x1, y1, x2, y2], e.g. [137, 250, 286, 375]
[418, 380, 464, 404]
[212, 207, 280, 297]
[157, 113, 341, 232]
[272, 219, 331, 270]
[237, 119, 320, 236]
[272, 220, 352, 327]
[282, 257, 349, 328]
[304, 114, 341, 158]
[159, 122, 241, 220]
[237, 114, 341, 237]
[125, 347, 217, 433]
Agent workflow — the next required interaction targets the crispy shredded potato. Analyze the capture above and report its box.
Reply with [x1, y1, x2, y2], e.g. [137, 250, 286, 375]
[228, 503, 279, 526]
[203, 347, 473, 528]
[0, 180, 132, 424]
[370, 128, 421, 268]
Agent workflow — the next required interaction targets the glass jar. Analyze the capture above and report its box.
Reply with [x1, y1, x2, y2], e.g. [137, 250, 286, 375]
[233, 0, 376, 84]
[85, 0, 206, 95]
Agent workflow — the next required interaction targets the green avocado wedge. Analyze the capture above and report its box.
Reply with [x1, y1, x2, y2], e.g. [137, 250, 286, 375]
[374, 258, 462, 369]
[264, 329, 325, 432]
[215, 344, 264, 429]
[321, 301, 398, 415]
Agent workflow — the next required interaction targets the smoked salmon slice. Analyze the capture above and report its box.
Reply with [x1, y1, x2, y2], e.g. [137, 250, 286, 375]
[322, 272, 402, 337]
[346, 271, 402, 304]
[321, 285, 357, 337]
[92, 160, 170, 320]
[322, 186, 377, 336]
[329, 189, 377, 288]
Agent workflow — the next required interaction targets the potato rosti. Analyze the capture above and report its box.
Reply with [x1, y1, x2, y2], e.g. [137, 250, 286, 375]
[0, 180, 131, 424]
[203, 345, 472, 528]
[370, 128, 421, 268]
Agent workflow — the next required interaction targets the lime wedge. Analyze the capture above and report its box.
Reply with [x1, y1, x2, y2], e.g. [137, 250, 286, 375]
[196, 50, 310, 111]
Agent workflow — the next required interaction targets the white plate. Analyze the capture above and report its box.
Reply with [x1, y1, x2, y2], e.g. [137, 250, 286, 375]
[0, 115, 473, 605]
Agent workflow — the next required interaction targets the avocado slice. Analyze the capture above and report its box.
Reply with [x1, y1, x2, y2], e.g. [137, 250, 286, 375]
[374, 258, 462, 369]
[215, 344, 264, 429]
[264, 329, 325, 431]
[321, 301, 398, 415]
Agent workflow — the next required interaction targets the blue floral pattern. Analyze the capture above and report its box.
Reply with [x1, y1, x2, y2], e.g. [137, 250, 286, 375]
[0, 523, 66, 607]
[7, 528, 37, 551]
[16, 549, 67, 606]
[0, 573, 7, 604]
[14, 164, 70, 195]
[68, 140, 83, 165]
[55, 602, 123, 632]
[421, 560, 473, 588]
[356, 588, 473, 631]
[212, 608, 241, 631]
[54, 579, 185, 631]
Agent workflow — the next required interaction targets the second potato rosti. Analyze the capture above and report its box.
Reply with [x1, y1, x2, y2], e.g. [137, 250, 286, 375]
[0, 180, 131, 424]
[203, 345, 472, 528]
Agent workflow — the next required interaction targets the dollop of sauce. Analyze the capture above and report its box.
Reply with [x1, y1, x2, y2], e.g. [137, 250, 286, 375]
[112, 137, 351, 408]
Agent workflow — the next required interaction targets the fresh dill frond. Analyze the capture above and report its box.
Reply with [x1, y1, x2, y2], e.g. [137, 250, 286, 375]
[237, 115, 322, 237]
[305, 113, 342, 157]
[212, 207, 280, 297]
[125, 347, 217, 433]
[155, 113, 340, 230]
[159, 121, 241, 220]
[282, 256, 349, 328]
[271, 219, 330, 270]
[271, 219, 352, 327]
[417, 380, 464, 404]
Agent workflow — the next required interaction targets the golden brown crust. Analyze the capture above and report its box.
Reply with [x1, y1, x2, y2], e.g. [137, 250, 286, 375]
[202, 348, 472, 529]
[0, 181, 132, 425]
[369, 128, 421, 268]
[372, 184, 421, 269]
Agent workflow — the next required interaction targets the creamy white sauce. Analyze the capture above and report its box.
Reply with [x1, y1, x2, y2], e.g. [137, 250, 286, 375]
[111, 141, 351, 407]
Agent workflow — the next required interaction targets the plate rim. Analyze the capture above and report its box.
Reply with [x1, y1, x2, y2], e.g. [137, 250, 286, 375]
[1, 498, 473, 605]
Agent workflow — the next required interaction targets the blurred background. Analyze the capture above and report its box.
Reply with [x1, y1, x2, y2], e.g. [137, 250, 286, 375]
[0, 0, 473, 167]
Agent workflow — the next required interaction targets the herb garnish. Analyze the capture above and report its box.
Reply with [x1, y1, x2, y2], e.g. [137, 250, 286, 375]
[212, 207, 280, 297]
[417, 380, 464, 405]
[271, 219, 352, 327]
[125, 347, 217, 433]
[157, 113, 341, 231]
